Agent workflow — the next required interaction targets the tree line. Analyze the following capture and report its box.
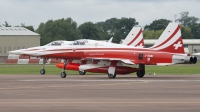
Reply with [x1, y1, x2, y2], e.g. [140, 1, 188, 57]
[1, 11, 200, 45]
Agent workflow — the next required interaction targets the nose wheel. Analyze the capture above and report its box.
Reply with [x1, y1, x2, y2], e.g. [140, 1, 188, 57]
[61, 72, 67, 78]
[40, 58, 47, 75]
[40, 69, 45, 75]
[60, 60, 67, 78]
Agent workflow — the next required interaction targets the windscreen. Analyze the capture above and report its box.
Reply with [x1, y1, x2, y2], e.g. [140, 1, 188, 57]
[73, 39, 87, 45]
[45, 41, 64, 46]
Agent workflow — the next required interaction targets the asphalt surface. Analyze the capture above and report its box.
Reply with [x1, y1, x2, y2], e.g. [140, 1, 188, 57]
[0, 74, 200, 112]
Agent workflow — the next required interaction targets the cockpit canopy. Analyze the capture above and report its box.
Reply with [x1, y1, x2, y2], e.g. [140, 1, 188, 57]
[45, 41, 65, 46]
[73, 39, 88, 45]
[51, 41, 63, 46]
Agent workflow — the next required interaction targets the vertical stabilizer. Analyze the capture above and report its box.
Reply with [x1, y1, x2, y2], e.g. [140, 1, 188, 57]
[122, 27, 144, 47]
[150, 23, 184, 54]
[107, 37, 113, 43]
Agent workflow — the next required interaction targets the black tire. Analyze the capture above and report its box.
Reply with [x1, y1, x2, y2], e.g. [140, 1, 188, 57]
[108, 72, 116, 78]
[137, 70, 145, 78]
[137, 64, 145, 78]
[61, 72, 67, 78]
[79, 70, 86, 75]
[40, 69, 45, 75]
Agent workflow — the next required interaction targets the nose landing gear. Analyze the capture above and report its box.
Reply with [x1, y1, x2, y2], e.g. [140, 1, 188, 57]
[40, 58, 47, 75]
[60, 60, 67, 78]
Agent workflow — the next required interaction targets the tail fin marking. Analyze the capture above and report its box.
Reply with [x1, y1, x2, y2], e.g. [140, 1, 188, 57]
[150, 23, 184, 54]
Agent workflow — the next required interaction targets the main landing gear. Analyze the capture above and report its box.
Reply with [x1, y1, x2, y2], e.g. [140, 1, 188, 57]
[108, 66, 117, 78]
[108, 72, 116, 78]
[40, 58, 47, 75]
[137, 64, 145, 78]
[60, 60, 67, 78]
[79, 70, 86, 75]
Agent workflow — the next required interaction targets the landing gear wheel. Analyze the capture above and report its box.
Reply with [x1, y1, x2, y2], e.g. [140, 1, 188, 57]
[136, 70, 145, 78]
[137, 64, 145, 78]
[60, 59, 67, 78]
[61, 72, 67, 78]
[40, 58, 47, 75]
[108, 73, 116, 78]
[40, 69, 45, 75]
[79, 70, 86, 75]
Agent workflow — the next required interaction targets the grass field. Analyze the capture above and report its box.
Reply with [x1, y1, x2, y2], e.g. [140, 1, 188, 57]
[145, 62, 200, 75]
[0, 62, 199, 75]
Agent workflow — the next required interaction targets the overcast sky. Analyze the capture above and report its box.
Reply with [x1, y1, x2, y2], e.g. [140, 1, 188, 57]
[0, 0, 200, 29]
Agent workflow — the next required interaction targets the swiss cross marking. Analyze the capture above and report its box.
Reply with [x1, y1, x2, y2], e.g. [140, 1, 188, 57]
[173, 41, 182, 50]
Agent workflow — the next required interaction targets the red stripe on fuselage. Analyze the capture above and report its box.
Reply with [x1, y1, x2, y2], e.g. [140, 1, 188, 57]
[45, 47, 149, 52]
[41, 47, 179, 57]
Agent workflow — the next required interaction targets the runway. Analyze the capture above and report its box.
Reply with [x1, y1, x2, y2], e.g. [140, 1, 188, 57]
[0, 74, 200, 112]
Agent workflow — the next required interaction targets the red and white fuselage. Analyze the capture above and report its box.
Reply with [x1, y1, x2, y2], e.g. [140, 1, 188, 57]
[18, 23, 196, 65]
[9, 23, 197, 76]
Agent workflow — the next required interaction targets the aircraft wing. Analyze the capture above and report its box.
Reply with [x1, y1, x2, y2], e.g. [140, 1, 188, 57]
[83, 57, 171, 66]
[83, 57, 135, 65]
[192, 53, 200, 57]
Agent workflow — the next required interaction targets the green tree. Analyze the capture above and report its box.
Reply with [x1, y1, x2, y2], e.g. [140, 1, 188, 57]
[78, 22, 100, 40]
[21, 23, 34, 32]
[190, 23, 200, 39]
[95, 17, 138, 43]
[95, 18, 118, 41]
[176, 11, 199, 27]
[36, 18, 82, 45]
[144, 19, 172, 30]
[143, 29, 164, 39]
[2, 21, 11, 27]
[181, 26, 194, 39]
[176, 11, 200, 39]
[112, 17, 139, 43]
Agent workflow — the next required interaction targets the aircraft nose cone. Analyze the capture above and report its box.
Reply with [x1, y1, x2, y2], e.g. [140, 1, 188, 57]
[9, 50, 21, 55]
